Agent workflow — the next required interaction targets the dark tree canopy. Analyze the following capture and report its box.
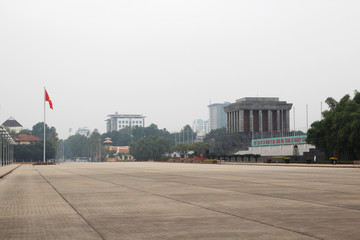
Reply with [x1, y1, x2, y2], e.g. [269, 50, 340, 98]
[307, 90, 360, 160]
[130, 136, 171, 160]
[102, 124, 173, 146]
[14, 122, 58, 162]
[14, 140, 55, 162]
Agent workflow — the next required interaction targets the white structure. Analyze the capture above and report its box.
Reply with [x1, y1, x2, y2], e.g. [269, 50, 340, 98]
[106, 112, 146, 132]
[2, 117, 24, 133]
[208, 102, 230, 131]
[192, 119, 210, 142]
[76, 127, 91, 137]
[192, 119, 210, 134]
[236, 144, 315, 157]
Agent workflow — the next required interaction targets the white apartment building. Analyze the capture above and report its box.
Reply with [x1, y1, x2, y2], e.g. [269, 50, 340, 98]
[192, 119, 210, 135]
[106, 112, 146, 132]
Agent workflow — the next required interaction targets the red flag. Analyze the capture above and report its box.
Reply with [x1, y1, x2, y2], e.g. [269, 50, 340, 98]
[45, 90, 53, 109]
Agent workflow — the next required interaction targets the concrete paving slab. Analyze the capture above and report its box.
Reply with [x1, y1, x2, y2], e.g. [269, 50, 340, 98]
[0, 164, 20, 178]
[1, 162, 360, 239]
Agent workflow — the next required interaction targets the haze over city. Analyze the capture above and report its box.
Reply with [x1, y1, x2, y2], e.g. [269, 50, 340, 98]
[1, 1, 359, 139]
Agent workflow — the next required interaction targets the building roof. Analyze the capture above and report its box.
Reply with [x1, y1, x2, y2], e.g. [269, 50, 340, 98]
[103, 137, 113, 144]
[109, 146, 130, 154]
[14, 134, 42, 143]
[224, 97, 293, 112]
[2, 117, 23, 127]
[106, 112, 146, 120]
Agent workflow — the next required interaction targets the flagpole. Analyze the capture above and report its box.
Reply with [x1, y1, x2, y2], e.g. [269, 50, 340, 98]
[43, 87, 46, 163]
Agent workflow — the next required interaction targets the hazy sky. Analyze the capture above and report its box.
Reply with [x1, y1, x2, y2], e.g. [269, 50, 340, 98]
[1, 1, 359, 139]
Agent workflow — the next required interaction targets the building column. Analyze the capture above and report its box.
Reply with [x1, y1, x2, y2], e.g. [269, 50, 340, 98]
[239, 110, 244, 132]
[259, 110, 263, 134]
[285, 110, 290, 132]
[235, 111, 238, 132]
[233, 111, 236, 133]
[250, 110, 254, 133]
[268, 110, 272, 136]
[276, 110, 281, 132]
[226, 112, 230, 133]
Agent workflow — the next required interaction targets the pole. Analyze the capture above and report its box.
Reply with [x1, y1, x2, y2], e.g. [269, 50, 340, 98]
[306, 104, 309, 132]
[293, 107, 295, 136]
[43, 87, 46, 163]
[320, 102, 323, 120]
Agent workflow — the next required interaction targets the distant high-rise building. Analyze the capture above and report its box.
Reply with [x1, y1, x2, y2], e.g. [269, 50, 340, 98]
[192, 119, 210, 142]
[106, 112, 146, 132]
[76, 127, 91, 137]
[208, 102, 230, 131]
[192, 119, 210, 135]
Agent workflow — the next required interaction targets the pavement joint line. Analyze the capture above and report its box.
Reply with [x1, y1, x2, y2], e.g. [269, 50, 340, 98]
[75, 168, 360, 213]
[34, 166, 106, 240]
[62, 169, 322, 240]
[222, 162, 356, 168]
[0, 164, 21, 179]
[134, 171, 359, 195]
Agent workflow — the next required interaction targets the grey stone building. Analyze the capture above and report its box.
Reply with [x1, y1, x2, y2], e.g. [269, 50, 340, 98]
[224, 98, 292, 138]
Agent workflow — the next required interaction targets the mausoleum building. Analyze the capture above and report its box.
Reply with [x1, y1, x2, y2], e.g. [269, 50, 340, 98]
[224, 97, 292, 136]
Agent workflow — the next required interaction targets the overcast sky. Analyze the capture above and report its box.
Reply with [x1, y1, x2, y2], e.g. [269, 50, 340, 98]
[1, 1, 359, 139]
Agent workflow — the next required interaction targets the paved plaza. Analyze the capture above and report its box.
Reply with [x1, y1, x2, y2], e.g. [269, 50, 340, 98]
[0, 162, 360, 240]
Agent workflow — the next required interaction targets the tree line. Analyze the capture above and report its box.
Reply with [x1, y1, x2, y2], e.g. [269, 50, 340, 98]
[13, 122, 58, 162]
[307, 90, 360, 160]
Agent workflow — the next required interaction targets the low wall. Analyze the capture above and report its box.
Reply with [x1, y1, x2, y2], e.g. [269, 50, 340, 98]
[235, 144, 315, 156]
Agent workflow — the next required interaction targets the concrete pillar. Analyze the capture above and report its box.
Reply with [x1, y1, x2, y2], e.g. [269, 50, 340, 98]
[268, 110, 272, 135]
[233, 111, 236, 133]
[250, 110, 254, 133]
[259, 110, 263, 133]
[285, 110, 290, 132]
[235, 111, 238, 132]
[277, 110, 281, 133]
[239, 110, 244, 132]
[226, 112, 230, 133]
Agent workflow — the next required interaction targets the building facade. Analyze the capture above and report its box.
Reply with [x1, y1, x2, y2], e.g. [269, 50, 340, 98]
[208, 102, 230, 131]
[224, 97, 292, 137]
[106, 112, 146, 132]
[76, 127, 91, 137]
[13, 134, 41, 145]
[192, 119, 210, 135]
[2, 117, 24, 133]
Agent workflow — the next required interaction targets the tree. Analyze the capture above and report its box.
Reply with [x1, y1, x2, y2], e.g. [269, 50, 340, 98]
[31, 122, 59, 157]
[188, 142, 210, 157]
[102, 129, 131, 146]
[65, 134, 90, 159]
[130, 136, 171, 160]
[307, 91, 360, 160]
[203, 128, 226, 143]
[102, 124, 173, 146]
[89, 129, 105, 161]
[174, 125, 196, 144]
[13, 122, 58, 162]
[14, 140, 55, 162]
[171, 144, 189, 158]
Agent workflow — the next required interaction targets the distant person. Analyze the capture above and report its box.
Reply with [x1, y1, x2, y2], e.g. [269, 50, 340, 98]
[313, 154, 317, 163]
